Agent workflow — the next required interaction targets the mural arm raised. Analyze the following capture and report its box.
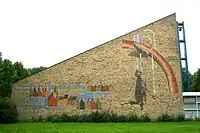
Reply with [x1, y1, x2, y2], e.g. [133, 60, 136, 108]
[122, 40, 179, 94]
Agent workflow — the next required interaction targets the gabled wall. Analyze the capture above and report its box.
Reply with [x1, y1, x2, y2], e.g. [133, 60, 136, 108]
[12, 13, 183, 120]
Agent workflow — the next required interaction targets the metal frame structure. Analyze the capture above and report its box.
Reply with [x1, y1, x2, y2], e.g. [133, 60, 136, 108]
[177, 22, 190, 92]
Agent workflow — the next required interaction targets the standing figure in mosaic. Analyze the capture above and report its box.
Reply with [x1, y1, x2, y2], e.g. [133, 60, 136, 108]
[134, 69, 147, 110]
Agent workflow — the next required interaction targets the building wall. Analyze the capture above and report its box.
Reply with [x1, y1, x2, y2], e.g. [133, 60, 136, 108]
[183, 92, 200, 118]
[12, 13, 183, 120]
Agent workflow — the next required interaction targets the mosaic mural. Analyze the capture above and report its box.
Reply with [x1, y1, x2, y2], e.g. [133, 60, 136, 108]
[15, 83, 110, 110]
[121, 33, 179, 110]
[12, 14, 183, 119]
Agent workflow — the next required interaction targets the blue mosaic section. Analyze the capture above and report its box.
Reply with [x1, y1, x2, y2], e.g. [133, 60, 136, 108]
[15, 86, 32, 90]
[16, 83, 110, 109]
[27, 97, 48, 108]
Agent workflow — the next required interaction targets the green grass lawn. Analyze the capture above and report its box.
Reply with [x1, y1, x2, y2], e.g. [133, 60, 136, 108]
[0, 122, 200, 133]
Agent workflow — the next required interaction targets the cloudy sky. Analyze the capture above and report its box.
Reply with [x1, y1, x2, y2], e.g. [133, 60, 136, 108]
[0, 0, 199, 73]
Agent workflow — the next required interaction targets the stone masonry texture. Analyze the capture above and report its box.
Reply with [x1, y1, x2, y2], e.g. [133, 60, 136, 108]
[12, 13, 183, 120]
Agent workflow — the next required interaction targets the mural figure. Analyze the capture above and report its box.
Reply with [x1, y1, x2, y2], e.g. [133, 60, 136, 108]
[86, 98, 101, 110]
[134, 69, 147, 110]
[29, 87, 38, 96]
[121, 69, 155, 110]
[122, 39, 179, 94]
[121, 34, 159, 110]
[38, 87, 48, 97]
[29, 86, 48, 97]
[79, 99, 86, 109]
[58, 95, 68, 105]
[121, 31, 179, 110]
[48, 88, 58, 106]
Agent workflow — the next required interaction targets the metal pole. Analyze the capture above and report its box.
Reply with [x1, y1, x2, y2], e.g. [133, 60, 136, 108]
[182, 22, 190, 92]
[177, 22, 184, 92]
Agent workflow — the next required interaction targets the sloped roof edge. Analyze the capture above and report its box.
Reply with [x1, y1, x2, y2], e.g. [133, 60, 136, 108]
[14, 13, 176, 84]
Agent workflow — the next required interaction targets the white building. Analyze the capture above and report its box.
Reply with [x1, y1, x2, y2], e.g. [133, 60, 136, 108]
[183, 92, 200, 118]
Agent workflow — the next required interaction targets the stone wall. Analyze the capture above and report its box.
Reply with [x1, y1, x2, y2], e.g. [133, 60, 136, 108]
[12, 13, 183, 120]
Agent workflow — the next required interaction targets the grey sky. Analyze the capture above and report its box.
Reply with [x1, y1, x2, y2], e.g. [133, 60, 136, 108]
[0, 0, 199, 74]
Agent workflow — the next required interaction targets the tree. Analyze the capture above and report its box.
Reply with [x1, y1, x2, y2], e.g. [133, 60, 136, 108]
[0, 53, 47, 98]
[0, 52, 2, 60]
[191, 69, 200, 92]
[27, 66, 47, 76]
[13, 62, 29, 82]
[0, 59, 16, 97]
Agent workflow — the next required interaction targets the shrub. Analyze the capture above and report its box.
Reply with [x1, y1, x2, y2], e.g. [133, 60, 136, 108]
[60, 113, 70, 122]
[109, 113, 120, 122]
[82, 114, 93, 122]
[117, 115, 129, 122]
[156, 114, 185, 122]
[49, 111, 152, 123]
[51, 115, 63, 123]
[89, 111, 105, 122]
[184, 117, 194, 121]
[38, 115, 46, 122]
[50, 111, 152, 123]
[19, 111, 188, 123]
[140, 114, 151, 122]
[157, 114, 174, 122]
[194, 117, 200, 121]
[47, 115, 54, 121]
[174, 114, 185, 122]
[31, 116, 39, 123]
[0, 97, 18, 124]
[70, 114, 79, 122]
[128, 114, 140, 122]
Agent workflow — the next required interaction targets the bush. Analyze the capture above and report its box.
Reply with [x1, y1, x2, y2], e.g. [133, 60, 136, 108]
[19, 111, 188, 123]
[174, 114, 185, 122]
[184, 117, 194, 121]
[195, 117, 200, 121]
[91, 111, 112, 122]
[51, 115, 64, 123]
[49, 111, 150, 123]
[109, 113, 120, 122]
[20, 111, 187, 123]
[140, 114, 151, 122]
[117, 115, 129, 122]
[31, 115, 46, 122]
[82, 114, 93, 122]
[157, 114, 174, 122]
[156, 114, 185, 122]
[128, 114, 140, 122]
[30, 116, 39, 123]
[0, 97, 18, 124]
[47, 115, 53, 121]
